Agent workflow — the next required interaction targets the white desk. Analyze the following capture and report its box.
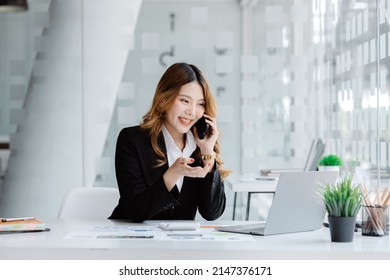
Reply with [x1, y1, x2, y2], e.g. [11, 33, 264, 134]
[226, 176, 278, 220]
[1, 219, 390, 260]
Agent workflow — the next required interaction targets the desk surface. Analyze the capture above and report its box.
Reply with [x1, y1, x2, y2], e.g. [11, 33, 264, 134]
[1, 219, 390, 260]
[226, 175, 278, 192]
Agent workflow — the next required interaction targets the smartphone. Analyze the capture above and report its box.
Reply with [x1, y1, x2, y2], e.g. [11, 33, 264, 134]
[194, 116, 209, 139]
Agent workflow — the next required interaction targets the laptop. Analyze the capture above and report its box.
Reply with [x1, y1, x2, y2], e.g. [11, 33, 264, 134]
[217, 171, 338, 236]
[260, 138, 325, 175]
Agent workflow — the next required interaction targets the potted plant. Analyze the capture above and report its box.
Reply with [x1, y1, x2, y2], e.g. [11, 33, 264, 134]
[319, 174, 362, 242]
[318, 154, 343, 172]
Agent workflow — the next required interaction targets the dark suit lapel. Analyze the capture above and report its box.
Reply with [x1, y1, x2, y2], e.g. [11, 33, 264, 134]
[143, 131, 169, 183]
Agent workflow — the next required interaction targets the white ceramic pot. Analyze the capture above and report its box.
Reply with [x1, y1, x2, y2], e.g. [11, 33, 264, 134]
[318, 166, 340, 172]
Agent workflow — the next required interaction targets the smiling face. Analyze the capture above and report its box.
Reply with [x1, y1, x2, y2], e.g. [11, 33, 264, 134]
[164, 81, 205, 142]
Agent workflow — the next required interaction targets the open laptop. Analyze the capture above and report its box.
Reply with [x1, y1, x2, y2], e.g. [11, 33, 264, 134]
[217, 171, 338, 236]
[260, 138, 325, 175]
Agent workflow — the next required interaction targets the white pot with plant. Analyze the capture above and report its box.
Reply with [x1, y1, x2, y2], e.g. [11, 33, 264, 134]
[318, 154, 342, 172]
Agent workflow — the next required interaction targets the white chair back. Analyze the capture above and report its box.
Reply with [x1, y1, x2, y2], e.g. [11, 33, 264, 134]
[58, 187, 119, 219]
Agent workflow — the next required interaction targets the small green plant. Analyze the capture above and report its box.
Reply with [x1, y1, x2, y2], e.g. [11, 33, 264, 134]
[318, 175, 362, 217]
[319, 154, 343, 166]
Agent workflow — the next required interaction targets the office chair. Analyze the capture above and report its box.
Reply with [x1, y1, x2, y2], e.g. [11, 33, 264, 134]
[57, 187, 119, 219]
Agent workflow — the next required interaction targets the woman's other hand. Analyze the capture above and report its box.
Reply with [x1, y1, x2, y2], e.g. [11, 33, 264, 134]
[163, 157, 212, 190]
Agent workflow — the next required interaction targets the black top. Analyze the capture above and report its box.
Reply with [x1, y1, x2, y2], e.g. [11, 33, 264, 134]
[109, 126, 226, 222]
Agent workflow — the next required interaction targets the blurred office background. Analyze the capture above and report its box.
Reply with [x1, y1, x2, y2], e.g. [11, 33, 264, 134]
[0, 0, 388, 220]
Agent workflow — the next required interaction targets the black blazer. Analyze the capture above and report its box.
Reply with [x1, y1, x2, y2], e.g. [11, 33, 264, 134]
[109, 126, 226, 222]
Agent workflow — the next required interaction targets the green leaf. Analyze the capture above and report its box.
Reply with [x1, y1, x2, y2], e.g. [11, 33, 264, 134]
[318, 154, 343, 166]
[317, 173, 362, 217]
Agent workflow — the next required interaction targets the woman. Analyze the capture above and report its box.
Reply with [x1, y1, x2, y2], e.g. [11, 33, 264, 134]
[109, 62, 230, 222]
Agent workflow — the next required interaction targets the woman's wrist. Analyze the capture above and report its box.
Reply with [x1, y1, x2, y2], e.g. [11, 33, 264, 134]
[200, 147, 214, 157]
[200, 152, 215, 172]
[201, 154, 214, 160]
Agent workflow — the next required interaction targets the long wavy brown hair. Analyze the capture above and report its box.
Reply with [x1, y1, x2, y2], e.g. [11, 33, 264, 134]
[141, 62, 230, 179]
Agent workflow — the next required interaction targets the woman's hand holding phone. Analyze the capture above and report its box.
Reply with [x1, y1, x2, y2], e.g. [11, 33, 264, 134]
[194, 115, 218, 142]
[194, 117, 209, 140]
[194, 114, 218, 167]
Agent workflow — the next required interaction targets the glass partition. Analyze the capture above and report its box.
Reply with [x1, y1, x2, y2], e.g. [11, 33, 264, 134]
[242, 0, 386, 187]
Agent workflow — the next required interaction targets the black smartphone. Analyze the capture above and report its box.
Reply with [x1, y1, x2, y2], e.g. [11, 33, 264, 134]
[194, 116, 209, 139]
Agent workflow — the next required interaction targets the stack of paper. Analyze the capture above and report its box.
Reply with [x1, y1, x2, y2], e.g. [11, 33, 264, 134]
[0, 218, 46, 232]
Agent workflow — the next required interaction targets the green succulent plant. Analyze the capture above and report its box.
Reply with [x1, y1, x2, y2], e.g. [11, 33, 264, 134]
[319, 154, 343, 166]
[318, 175, 362, 217]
